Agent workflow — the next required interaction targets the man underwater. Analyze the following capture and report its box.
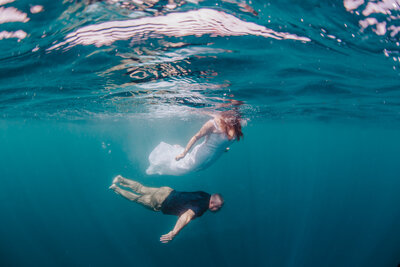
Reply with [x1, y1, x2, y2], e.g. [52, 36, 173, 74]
[109, 175, 224, 243]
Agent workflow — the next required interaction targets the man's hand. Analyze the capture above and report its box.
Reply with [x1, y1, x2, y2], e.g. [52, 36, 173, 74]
[160, 210, 194, 243]
[175, 153, 185, 161]
[160, 231, 176, 243]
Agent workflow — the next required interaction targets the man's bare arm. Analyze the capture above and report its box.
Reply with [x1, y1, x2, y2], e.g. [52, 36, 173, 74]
[175, 120, 214, 160]
[160, 209, 195, 243]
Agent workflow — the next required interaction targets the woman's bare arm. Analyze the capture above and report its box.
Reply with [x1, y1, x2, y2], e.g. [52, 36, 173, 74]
[175, 120, 214, 161]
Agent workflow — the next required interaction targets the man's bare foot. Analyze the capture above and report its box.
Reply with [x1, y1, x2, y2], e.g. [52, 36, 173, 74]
[112, 175, 122, 185]
[109, 184, 117, 190]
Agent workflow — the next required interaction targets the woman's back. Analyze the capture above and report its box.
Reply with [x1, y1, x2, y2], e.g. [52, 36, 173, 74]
[189, 120, 234, 169]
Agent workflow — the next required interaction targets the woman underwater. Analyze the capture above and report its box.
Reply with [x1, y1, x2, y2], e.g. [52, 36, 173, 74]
[146, 110, 244, 176]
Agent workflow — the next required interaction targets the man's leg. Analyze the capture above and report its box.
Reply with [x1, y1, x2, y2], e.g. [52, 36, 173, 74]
[110, 184, 140, 201]
[114, 175, 158, 195]
[110, 184, 156, 210]
[111, 176, 173, 211]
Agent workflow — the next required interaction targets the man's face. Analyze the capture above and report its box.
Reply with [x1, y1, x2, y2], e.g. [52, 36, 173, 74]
[209, 199, 222, 212]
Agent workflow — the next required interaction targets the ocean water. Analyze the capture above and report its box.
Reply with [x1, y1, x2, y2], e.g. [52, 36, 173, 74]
[1, 0, 400, 266]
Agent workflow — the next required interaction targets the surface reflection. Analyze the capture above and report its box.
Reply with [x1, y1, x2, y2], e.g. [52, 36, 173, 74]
[344, 0, 400, 37]
[0, 1, 38, 41]
[49, 8, 310, 50]
[0, 6, 29, 23]
[343, 0, 400, 69]
[0, 30, 27, 40]
[87, 0, 258, 16]
[100, 42, 229, 83]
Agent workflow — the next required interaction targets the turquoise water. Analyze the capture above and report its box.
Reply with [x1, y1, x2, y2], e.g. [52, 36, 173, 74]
[1, 0, 400, 266]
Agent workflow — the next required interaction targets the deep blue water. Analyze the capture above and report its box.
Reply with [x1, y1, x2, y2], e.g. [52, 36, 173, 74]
[1, 0, 400, 266]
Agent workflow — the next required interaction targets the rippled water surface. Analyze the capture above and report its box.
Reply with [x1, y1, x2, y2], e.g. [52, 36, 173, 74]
[1, 0, 400, 266]
[1, 0, 400, 121]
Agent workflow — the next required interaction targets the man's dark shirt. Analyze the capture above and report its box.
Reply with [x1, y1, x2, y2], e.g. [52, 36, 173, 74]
[161, 190, 211, 218]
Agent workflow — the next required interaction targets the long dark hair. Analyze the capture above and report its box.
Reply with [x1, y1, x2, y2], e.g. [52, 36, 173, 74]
[220, 110, 243, 141]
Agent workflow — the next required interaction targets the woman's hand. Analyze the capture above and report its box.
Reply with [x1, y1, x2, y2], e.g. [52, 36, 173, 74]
[160, 231, 176, 243]
[175, 153, 185, 161]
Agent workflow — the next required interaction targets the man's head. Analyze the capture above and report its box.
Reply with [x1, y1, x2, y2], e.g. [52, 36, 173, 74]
[209, 193, 224, 212]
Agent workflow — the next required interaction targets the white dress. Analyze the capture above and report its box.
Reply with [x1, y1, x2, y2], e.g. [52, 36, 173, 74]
[146, 120, 234, 176]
